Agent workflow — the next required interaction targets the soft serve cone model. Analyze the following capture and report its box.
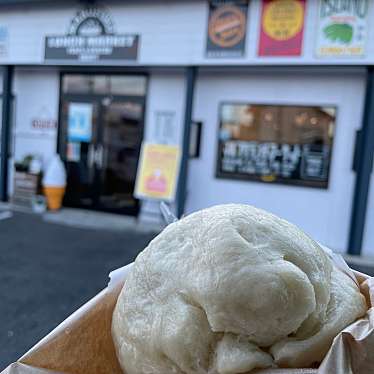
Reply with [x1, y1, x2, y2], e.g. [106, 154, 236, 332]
[42, 154, 67, 211]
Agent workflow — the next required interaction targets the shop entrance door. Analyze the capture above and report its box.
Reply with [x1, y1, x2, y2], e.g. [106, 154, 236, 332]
[59, 74, 146, 216]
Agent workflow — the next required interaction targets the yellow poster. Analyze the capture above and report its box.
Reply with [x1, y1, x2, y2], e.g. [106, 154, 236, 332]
[134, 143, 181, 201]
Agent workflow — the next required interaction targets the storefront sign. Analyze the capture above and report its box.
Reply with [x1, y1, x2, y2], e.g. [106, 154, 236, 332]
[45, 7, 139, 62]
[67, 103, 93, 142]
[31, 118, 57, 131]
[206, 0, 248, 58]
[258, 0, 305, 56]
[316, 0, 368, 57]
[0, 26, 8, 57]
[135, 143, 181, 201]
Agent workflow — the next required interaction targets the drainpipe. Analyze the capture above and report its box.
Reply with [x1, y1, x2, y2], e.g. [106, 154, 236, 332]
[348, 67, 374, 255]
[176, 66, 197, 218]
[0, 65, 13, 202]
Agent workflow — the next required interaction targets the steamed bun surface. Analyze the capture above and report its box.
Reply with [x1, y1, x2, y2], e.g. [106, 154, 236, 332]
[112, 204, 366, 373]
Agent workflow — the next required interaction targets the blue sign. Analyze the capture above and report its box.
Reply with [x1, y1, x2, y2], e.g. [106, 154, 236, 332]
[68, 103, 93, 142]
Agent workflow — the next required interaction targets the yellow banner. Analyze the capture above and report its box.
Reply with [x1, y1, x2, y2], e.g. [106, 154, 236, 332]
[134, 143, 181, 201]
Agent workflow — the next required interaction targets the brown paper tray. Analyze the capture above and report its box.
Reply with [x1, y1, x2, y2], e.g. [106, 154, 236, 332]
[2, 266, 374, 374]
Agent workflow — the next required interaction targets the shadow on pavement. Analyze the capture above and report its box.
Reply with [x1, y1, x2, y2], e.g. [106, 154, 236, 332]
[0, 212, 157, 370]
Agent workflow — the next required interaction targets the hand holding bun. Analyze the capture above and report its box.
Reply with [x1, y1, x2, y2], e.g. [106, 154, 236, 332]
[112, 204, 367, 373]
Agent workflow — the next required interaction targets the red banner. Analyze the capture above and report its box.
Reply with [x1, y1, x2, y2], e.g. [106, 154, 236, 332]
[258, 0, 305, 57]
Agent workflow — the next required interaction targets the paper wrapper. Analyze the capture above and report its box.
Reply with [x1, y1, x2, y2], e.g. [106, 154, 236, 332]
[2, 264, 374, 374]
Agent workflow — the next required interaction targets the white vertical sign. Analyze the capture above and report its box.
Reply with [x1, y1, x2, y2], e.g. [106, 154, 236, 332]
[152, 111, 177, 145]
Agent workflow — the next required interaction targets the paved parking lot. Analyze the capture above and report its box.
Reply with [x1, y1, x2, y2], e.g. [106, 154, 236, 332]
[0, 211, 157, 370]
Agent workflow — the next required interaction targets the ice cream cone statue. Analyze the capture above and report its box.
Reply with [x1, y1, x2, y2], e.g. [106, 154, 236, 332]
[42, 154, 67, 211]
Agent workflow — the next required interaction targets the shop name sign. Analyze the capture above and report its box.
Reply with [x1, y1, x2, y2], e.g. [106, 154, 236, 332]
[45, 7, 139, 62]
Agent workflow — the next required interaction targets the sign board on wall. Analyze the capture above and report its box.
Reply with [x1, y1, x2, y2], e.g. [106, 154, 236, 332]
[206, 0, 249, 58]
[316, 0, 369, 57]
[152, 111, 177, 145]
[31, 118, 57, 131]
[45, 7, 139, 63]
[258, 0, 305, 56]
[134, 143, 181, 201]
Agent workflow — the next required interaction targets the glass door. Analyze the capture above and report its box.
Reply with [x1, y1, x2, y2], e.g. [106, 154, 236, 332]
[59, 73, 147, 216]
[98, 97, 144, 215]
[59, 96, 101, 208]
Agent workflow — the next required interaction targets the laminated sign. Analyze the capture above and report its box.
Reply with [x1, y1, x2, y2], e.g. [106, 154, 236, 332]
[134, 143, 181, 202]
[206, 0, 249, 58]
[258, 0, 306, 57]
[316, 0, 369, 57]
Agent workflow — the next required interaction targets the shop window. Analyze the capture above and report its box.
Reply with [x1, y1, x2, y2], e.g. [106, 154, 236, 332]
[216, 103, 336, 188]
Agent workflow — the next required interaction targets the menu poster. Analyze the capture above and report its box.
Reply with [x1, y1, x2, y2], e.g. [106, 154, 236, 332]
[258, 0, 306, 57]
[206, 0, 249, 58]
[316, 0, 369, 57]
[134, 143, 181, 202]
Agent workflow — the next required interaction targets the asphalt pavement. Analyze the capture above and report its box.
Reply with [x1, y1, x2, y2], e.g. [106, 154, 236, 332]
[0, 211, 157, 370]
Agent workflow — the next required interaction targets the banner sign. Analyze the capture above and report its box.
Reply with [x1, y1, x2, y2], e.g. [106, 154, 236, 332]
[45, 7, 139, 63]
[316, 0, 369, 57]
[258, 0, 305, 56]
[206, 0, 249, 58]
[134, 143, 181, 201]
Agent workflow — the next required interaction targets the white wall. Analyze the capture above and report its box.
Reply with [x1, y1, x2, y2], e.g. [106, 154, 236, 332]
[139, 71, 186, 222]
[12, 68, 59, 168]
[189, 69, 366, 252]
[0, 1, 374, 66]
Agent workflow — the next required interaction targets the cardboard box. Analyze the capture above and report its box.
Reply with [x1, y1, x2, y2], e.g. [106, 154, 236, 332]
[2, 265, 374, 374]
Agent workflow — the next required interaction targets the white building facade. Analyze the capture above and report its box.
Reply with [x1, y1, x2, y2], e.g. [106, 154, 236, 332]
[0, 0, 373, 255]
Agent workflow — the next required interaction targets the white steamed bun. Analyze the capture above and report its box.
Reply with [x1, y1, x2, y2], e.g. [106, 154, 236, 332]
[112, 204, 367, 373]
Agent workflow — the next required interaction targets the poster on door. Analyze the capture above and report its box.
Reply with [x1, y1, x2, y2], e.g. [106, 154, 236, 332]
[316, 0, 369, 57]
[68, 103, 93, 142]
[134, 143, 181, 202]
[0, 26, 8, 57]
[258, 0, 305, 56]
[206, 0, 249, 58]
